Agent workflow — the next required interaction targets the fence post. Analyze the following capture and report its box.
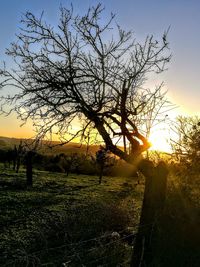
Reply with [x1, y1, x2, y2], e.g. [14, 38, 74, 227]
[131, 160, 168, 267]
[26, 151, 33, 187]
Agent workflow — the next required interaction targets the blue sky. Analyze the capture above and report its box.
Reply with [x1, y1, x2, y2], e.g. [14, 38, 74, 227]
[0, 0, 200, 137]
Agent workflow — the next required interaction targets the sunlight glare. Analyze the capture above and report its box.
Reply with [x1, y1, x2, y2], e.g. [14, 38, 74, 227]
[148, 128, 172, 153]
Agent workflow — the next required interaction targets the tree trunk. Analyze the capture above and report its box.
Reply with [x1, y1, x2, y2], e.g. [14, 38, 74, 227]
[16, 157, 20, 173]
[26, 151, 33, 187]
[66, 167, 70, 176]
[99, 165, 104, 184]
[13, 157, 16, 171]
[131, 160, 168, 267]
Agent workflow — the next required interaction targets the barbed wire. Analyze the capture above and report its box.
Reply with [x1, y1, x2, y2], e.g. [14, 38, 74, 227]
[1, 230, 135, 266]
[1, 222, 158, 267]
[2, 220, 154, 256]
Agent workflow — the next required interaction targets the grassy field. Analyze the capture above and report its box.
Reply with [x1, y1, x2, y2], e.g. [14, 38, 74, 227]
[0, 164, 200, 266]
[0, 165, 143, 266]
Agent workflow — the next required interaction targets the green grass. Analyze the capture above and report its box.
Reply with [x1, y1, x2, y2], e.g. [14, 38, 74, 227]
[0, 166, 143, 266]
[1, 165, 200, 266]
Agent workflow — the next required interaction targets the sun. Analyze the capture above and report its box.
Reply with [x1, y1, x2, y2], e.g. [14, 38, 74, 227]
[148, 128, 172, 153]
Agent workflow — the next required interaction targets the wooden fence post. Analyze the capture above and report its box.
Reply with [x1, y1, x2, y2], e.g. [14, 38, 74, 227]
[131, 160, 168, 267]
[26, 151, 33, 187]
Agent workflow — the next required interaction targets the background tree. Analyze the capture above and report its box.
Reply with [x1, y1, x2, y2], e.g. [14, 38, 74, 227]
[95, 146, 115, 184]
[18, 138, 41, 187]
[0, 149, 13, 169]
[59, 152, 78, 176]
[170, 116, 200, 170]
[14, 140, 25, 173]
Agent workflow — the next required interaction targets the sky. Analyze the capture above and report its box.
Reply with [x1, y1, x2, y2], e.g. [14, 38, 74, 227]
[0, 0, 200, 147]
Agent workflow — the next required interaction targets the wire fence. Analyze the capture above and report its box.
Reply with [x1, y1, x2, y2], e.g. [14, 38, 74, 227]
[2, 236, 130, 267]
[0, 166, 149, 266]
[1, 221, 159, 267]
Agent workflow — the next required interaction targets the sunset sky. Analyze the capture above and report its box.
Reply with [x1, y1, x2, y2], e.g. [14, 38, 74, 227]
[0, 0, 199, 151]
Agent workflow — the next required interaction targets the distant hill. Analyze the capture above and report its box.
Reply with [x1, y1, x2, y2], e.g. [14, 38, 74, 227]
[0, 136, 100, 155]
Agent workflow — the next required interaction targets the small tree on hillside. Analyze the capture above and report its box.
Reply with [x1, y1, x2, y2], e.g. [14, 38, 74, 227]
[21, 139, 41, 187]
[13, 140, 25, 173]
[59, 152, 78, 176]
[5, 150, 13, 169]
[95, 147, 115, 184]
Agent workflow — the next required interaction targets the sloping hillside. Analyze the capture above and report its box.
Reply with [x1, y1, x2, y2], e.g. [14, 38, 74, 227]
[0, 136, 100, 155]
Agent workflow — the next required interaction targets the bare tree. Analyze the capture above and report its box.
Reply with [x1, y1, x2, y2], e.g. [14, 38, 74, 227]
[13, 140, 26, 173]
[0, 4, 170, 165]
[0, 5, 171, 264]
[95, 146, 115, 184]
[59, 152, 78, 176]
[19, 138, 41, 186]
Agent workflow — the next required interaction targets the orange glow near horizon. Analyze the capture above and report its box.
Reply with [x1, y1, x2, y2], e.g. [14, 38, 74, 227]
[0, 106, 194, 153]
[0, 115, 34, 139]
[0, 115, 172, 153]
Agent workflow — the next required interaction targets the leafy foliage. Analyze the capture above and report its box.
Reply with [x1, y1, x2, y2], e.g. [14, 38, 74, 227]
[171, 116, 200, 170]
